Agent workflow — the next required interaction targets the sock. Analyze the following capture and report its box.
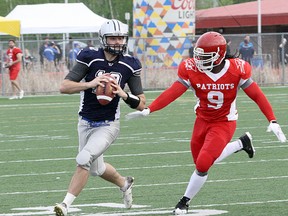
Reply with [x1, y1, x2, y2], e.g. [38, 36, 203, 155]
[120, 178, 128, 192]
[214, 140, 242, 163]
[184, 170, 208, 199]
[62, 193, 76, 208]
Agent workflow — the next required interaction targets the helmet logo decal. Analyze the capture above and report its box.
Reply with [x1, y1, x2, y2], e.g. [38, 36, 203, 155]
[195, 47, 204, 54]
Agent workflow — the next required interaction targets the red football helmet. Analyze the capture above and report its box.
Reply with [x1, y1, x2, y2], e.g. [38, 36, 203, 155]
[193, 31, 227, 73]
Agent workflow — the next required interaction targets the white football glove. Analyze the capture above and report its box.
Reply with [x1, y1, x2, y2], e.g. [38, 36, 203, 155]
[267, 121, 287, 143]
[125, 108, 150, 120]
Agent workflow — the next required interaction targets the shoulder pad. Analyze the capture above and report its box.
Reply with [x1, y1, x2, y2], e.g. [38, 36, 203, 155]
[120, 55, 142, 75]
[77, 47, 101, 65]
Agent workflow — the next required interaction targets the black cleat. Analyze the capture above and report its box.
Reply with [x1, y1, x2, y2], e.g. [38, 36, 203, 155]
[54, 203, 67, 216]
[239, 132, 255, 158]
[173, 196, 190, 215]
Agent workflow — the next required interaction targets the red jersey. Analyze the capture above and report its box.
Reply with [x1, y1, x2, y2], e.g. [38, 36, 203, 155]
[178, 58, 251, 122]
[6, 47, 22, 69]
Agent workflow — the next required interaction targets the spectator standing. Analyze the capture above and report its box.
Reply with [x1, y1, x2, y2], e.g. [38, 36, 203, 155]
[68, 43, 80, 69]
[6, 39, 24, 99]
[39, 37, 49, 68]
[278, 37, 288, 65]
[23, 48, 34, 71]
[86, 40, 95, 48]
[239, 35, 254, 64]
[65, 37, 73, 70]
[43, 42, 60, 72]
[226, 38, 232, 56]
[54, 40, 63, 72]
[188, 40, 196, 58]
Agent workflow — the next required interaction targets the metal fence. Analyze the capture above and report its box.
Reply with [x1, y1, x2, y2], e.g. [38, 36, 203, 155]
[0, 32, 287, 96]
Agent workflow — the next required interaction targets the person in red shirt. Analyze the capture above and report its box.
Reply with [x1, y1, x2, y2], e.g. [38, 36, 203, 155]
[6, 39, 24, 99]
[126, 31, 286, 215]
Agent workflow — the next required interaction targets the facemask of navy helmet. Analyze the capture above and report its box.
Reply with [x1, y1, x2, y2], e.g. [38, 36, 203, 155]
[99, 19, 128, 55]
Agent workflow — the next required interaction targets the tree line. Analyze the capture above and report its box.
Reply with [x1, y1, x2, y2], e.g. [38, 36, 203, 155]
[1, 0, 255, 21]
[0, 0, 255, 39]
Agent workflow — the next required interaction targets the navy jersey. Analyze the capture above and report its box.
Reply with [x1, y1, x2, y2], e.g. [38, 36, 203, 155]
[76, 47, 142, 121]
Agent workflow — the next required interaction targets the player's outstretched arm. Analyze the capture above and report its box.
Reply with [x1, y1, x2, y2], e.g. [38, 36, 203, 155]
[243, 82, 286, 143]
[125, 108, 150, 120]
[125, 81, 187, 120]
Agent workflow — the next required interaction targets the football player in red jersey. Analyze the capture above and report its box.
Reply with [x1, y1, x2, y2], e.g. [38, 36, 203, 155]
[126, 31, 286, 215]
[6, 39, 24, 99]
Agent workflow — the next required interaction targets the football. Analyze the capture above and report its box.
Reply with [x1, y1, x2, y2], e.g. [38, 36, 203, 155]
[95, 74, 116, 106]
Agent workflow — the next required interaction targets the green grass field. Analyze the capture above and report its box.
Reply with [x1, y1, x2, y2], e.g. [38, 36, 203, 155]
[0, 87, 287, 216]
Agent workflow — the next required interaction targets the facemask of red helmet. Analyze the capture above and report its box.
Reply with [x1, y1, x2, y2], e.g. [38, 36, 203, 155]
[193, 31, 227, 73]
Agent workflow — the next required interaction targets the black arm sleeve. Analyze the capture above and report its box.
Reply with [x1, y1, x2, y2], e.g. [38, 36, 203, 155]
[65, 62, 89, 82]
[127, 75, 144, 95]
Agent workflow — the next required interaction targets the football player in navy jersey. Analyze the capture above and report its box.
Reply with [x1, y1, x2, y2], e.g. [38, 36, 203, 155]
[54, 19, 146, 216]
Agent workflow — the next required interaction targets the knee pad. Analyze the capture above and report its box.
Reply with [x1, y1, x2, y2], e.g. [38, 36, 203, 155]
[76, 149, 92, 169]
[90, 161, 106, 177]
[196, 150, 214, 173]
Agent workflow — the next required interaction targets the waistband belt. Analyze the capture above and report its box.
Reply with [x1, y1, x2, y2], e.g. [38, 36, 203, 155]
[81, 116, 113, 127]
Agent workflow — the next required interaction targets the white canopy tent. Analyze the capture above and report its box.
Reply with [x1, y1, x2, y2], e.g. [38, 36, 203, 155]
[5, 3, 110, 34]
[4, 3, 128, 71]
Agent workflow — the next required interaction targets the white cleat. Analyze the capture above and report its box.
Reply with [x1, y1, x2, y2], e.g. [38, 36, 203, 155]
[122, 176, 134, 209]
[9, 95, 19, 100]
[173, 208, 188, 215]
[54, 203, 68, 216]
[19, 90, 24, 99]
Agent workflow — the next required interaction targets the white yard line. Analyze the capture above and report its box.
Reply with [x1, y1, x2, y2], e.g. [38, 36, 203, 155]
[0, 149, 288, 165]
[0, 171, 288, 196]
[0, 198, 287, 215]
